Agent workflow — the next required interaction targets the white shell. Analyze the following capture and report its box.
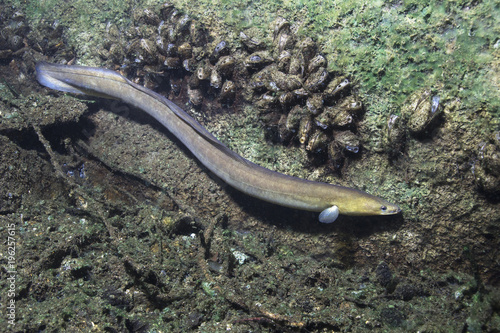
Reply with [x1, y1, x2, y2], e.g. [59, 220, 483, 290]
[318, 205, 339, 223]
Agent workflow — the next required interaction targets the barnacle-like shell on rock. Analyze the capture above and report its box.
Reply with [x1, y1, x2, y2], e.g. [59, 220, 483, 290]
[306, 130, 328, 152]
[240, 31, 263, 52]
[402, 89, 443, 135]
[220, 80, 236, 102]
[304, 67, 329, 92]
[335, 131, 360, 154]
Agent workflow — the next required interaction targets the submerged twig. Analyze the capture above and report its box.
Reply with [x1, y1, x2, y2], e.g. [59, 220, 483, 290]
[33, 124, 117, 239]
[197, 213, 306, 329]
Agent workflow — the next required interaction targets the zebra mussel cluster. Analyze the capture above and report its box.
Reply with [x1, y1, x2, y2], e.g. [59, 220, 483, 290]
[98, 3, 250, 105]
[245, 18, 364, 168]
[97, 4, 365, 168]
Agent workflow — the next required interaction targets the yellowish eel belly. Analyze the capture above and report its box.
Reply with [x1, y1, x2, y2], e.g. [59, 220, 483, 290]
[36, 62, 401, 222]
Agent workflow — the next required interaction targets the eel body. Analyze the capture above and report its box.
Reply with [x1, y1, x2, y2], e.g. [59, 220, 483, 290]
[36, 62, 401, 222]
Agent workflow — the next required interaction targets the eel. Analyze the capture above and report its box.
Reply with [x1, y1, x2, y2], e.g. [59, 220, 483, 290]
[35, 62, 401, 223]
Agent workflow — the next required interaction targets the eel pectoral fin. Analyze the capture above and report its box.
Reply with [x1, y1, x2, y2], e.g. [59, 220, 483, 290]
[318, 205, 339, 223]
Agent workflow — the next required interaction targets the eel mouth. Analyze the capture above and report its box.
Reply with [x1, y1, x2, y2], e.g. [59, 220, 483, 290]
[383, 205, 402, 215]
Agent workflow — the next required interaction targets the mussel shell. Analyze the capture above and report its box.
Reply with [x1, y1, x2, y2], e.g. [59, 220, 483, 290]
[278, 114, 294, 142]
[270, 70, 302, 91]
[220, 80, 236, 101]
[187, 87, 203, 106]
[277, 50, 292, 72]
[189, 21, 208, 46]
[134, 8, 160, 26]
[109, 43, 124, 63]
[384, 114, 406, 156]
[304, 67, 329, 92]
[306, 130, 328, 152]
[403, 89, 443, 135]
[336, 96, 363, 115]
[307, 54, 327, 74]
[164, 57, 181, 69]
[292, 88, 309, 100]
[215, 55, 236, 77]
[323, 77, 350, 100]
[327, 141, 344, 169]
[187, 73, 201, 88]
[106, 22, 120, 38]
[401, 89, 431, 120]
[288, 52, 305, 76]
[177, 42, 192, 59]
[286, 105, 307, 132]
[255, 92, 278, 109]
[159, 23, 177, 43]
[298, 116, 314, 145]
[210, 40, 229, 63]
[332, 109, 354, 127]
[244, 51, 273, 69]
[334, 131, 360, 154]
[196, 64, 211, 80]
[210, 68, 222, 89]
[273, 17, 290, 39]
[248, 70, 269, 92]
[240, 31, 263, 51]
[169, 78, 182, 95]
[160, 3, 175, 20]
[165, 43, 177, 57]
[299, 37, 316, 62]
[182, 58, 197, 72]
[279, 91, 295, 108]
[306, 94, 324, 115]
[314, 108, 333, 129]
[128, 38, 158, 64]
[8, 35, 23, 51]
[176, 14, 191, 32]
[275, 31, 295, 53]
[155, 36, 168, 55]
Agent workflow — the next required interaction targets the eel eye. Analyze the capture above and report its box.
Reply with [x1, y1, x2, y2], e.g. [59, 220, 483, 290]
[381, 205, 387, 211]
